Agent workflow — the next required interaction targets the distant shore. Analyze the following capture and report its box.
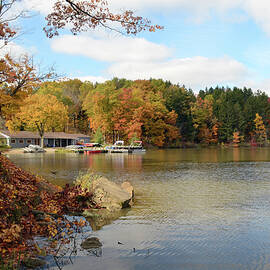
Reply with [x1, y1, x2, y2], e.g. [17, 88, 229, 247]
[2, 142, 270, 156]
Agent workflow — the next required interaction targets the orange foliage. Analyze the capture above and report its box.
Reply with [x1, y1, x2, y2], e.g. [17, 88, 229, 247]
[233, 131, 240, 145]
[191, 96, 218, 144]
[0, 155, 97, 264]
[0, 55, 53, 120]
[84, 80, 180, 146]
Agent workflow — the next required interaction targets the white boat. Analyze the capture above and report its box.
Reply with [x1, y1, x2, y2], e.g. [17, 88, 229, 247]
[106, 140, 146, 153]
[129, 141, 146, 153]
[23, 144, 46, 153]
[106, 141, 132, 153]
[65, 145, 84, 152]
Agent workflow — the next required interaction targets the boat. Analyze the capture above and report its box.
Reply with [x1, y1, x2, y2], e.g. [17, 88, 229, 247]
[129, 141, 146, 153]
[106, 140, 146, 153]
[65, 145, 84, 153]
[23, 144, 46, 153]
[83, 142, 108, 154]
[106, 141, 132, 153]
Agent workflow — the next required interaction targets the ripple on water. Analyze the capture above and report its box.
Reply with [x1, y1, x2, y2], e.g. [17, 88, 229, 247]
[6, 149, 270, 269]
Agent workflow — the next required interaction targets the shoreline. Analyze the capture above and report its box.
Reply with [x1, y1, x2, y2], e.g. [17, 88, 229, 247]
[2, 147, 57, 154]
[2, 143, 270, 155]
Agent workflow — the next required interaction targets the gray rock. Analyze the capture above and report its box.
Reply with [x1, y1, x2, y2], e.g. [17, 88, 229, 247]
[91, 177, 133, 211]
[121, 181, 134, 198]
[81, 237, 102, 249]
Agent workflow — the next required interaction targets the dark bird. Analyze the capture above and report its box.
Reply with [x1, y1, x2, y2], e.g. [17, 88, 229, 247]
[118, 241, 124, 245]
[50, 170, 57, 175]
[133, 248, 136, 252]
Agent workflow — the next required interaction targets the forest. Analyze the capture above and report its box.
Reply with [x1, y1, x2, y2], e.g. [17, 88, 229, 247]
[0, 0, 268, 148]
[2, 76, 270, 147]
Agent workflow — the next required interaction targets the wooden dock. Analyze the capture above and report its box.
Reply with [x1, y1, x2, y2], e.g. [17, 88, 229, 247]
[73, 148, 108, 154]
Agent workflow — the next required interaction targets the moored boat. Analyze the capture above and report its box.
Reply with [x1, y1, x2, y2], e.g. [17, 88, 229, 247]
[106, 141, 132, 153]
[106, 140, 146, 153]
[23, 144, 46, 153]
[129, 141, 146, 153]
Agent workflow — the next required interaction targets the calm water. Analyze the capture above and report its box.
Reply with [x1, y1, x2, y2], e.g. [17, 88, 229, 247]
[7, 148, 270, 270]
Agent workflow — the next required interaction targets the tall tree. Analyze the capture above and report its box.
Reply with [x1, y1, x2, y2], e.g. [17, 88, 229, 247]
[83, 80, 118, 140]
[6, 94, 68, 147]
[0, 55, 53, 120]
[191, 95, 218, 144]
[254, 113, 267, 146]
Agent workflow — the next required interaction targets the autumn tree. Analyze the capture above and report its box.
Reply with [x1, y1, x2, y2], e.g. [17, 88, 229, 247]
[0, 55, 53, 121]
[129, 81, 179, 146]
[38, 79, 91, 132]
[83, 80, 179, 146]
[7, 94, 68, 147]
[111, 88, 142, 142]
[44, 0, 163, 38]
[233, 131, 240, 147]
[83, 80, 118, 141]
[254, 113, 267, 146]
[191, 95, 218, 144]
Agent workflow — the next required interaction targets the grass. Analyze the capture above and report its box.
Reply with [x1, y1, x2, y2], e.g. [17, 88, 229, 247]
[74, 171, 102, 192]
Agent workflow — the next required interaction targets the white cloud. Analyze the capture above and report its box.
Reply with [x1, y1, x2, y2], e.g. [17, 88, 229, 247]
[50, 34, 252, 91]
[109, 0, 242, 13]
[107, 56, 249, 90]
[242, 78, 270, 93]
[51, 35, 171, 62]
[244, 0, 270, 34]
[0, 41, 28, 58]
[76, 75, 107, 84]
[110, 0, 270, 35]
[21, 0, 56, 14]
[19, 0, 270, 35]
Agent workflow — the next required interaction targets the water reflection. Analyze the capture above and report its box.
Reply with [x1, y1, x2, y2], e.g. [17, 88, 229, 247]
[87, 208, 130, 231]
[6, 148, 270, 270]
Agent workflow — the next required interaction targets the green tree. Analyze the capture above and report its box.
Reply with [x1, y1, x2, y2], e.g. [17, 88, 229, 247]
[93, 127, 104, 144]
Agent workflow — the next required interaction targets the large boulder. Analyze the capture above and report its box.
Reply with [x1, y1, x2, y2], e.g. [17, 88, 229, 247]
[121, 181, 134, 198]
[91, 177, 134, 212]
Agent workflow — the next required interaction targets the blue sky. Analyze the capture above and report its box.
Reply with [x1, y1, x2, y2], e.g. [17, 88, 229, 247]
[4, 0, 270, 93]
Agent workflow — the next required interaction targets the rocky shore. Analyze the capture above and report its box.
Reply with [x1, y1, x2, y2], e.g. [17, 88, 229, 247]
[0, 153, 134, 267]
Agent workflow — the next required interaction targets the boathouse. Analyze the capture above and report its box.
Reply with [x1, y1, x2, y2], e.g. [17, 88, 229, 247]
[0, 130, 90, 148]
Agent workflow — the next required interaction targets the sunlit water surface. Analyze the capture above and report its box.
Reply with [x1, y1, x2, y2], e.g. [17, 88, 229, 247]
[7, 148, 270, 270]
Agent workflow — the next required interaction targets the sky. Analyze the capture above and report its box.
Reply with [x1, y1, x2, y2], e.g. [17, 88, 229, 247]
[4, 0, 270, 93]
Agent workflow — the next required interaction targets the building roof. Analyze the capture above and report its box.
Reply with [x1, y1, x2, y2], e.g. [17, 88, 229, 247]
[0, 130, 90, 139]
[0, 133, 6, 139]
[0, 130, 40, 139]
[43, 132, 90, 139]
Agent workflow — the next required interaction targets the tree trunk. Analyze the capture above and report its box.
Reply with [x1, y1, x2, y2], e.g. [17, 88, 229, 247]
[41, 136, 44, 148]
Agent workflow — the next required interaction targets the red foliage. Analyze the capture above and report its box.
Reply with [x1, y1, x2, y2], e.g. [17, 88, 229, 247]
[0, 154, 96, 263]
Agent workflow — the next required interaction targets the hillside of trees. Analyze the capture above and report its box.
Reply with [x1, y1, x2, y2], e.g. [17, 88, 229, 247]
[3, 76, 270, 147]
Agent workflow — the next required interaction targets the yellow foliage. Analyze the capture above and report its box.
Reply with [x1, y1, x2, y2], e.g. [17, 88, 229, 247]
[6, 94, 68, 146]
[254, 113, 267, 144]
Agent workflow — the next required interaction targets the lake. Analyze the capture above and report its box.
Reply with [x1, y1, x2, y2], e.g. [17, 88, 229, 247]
[6, 148, 270, 270]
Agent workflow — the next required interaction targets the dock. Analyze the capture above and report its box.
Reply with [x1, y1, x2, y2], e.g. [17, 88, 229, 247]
[72, 147, 108, 154]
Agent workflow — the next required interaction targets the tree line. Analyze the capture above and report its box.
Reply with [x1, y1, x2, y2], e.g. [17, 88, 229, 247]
[3, 77, 270, 147]
[0, 0, 268, 147]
